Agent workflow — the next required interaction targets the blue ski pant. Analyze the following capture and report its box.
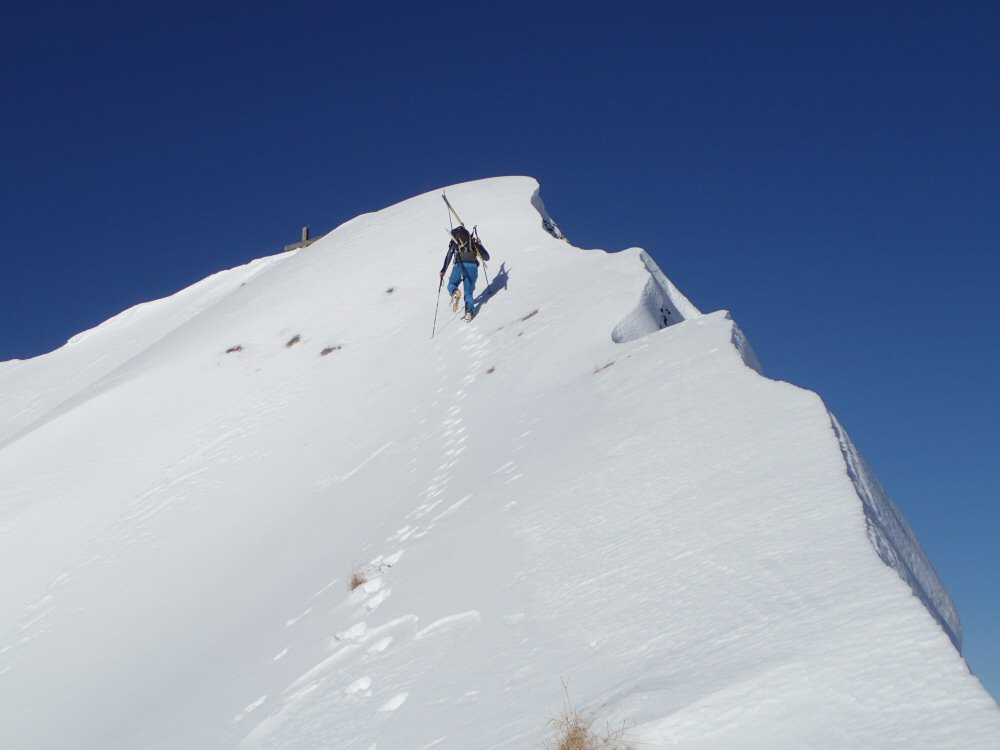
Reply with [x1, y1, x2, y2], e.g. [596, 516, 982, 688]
[447, 262, 479, 313]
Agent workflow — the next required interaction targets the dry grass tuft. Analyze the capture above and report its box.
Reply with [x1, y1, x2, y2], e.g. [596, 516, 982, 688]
[349, 568, 367, 592]
[550, 714, 592, 750]
[547, 712, 627, 750]
[546, 683, 629, 750]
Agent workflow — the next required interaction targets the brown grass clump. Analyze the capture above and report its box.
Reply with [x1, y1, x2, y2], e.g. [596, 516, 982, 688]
[547, 712, 626, 750]
[546, 684, 628, 750]
[349, 568, 367, 592]
[550, 713, 592, 750]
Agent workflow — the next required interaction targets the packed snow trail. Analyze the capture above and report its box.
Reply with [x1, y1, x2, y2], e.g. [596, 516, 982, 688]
[0, 177, 997, 749]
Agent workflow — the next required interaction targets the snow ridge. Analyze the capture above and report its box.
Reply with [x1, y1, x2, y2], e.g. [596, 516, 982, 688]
[830, 413, 962, 649]
[1, 176, 997, 749]
[0, 253, 289, 449]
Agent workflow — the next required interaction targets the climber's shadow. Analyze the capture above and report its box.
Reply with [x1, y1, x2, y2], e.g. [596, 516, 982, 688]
[475, 262, 509, 312]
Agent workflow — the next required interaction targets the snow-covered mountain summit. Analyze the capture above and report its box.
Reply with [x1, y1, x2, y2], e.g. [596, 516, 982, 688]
[1, 177, 998, 749]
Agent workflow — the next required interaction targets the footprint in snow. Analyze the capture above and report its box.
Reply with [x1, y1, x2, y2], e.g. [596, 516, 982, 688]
[367, 636, 393, 654]
[379, 693, 409, 712]
[346, 676, 373, 695]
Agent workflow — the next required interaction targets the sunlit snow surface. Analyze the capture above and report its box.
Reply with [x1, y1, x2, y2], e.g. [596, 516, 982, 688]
[1, 177, 997, 749]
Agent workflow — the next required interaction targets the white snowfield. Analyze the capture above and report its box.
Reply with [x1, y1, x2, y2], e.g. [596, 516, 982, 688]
[1, 176, 997, 749]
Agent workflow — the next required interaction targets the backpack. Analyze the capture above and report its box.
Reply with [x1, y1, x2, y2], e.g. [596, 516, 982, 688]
[451, 225, 489, 263]
[451, 225, 472, 247]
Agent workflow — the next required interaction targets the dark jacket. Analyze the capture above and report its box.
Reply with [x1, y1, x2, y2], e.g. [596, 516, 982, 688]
[440, 232, 489, 273]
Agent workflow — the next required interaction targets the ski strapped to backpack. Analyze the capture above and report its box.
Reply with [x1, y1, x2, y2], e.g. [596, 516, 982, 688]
[442, 193, 465, 227]
[441, 194, 490, 266]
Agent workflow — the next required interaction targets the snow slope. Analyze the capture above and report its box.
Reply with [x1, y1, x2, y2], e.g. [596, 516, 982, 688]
[1, 177, 997, 749]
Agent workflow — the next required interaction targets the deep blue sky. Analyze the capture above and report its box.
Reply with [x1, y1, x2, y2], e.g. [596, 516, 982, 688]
[2, 1, 997, 703]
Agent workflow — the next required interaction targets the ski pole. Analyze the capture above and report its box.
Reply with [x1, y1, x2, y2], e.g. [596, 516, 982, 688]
[431, 277, 444, 338]
[472, 225, 491, 290]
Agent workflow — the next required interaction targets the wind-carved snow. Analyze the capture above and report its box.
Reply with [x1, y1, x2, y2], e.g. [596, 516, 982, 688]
[529, 186, 567, 241]
[729, 314, 764, 375]
[611, 249, 700, 343]
[830, 413, 962, 649]
[1, 176, 997, 750]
